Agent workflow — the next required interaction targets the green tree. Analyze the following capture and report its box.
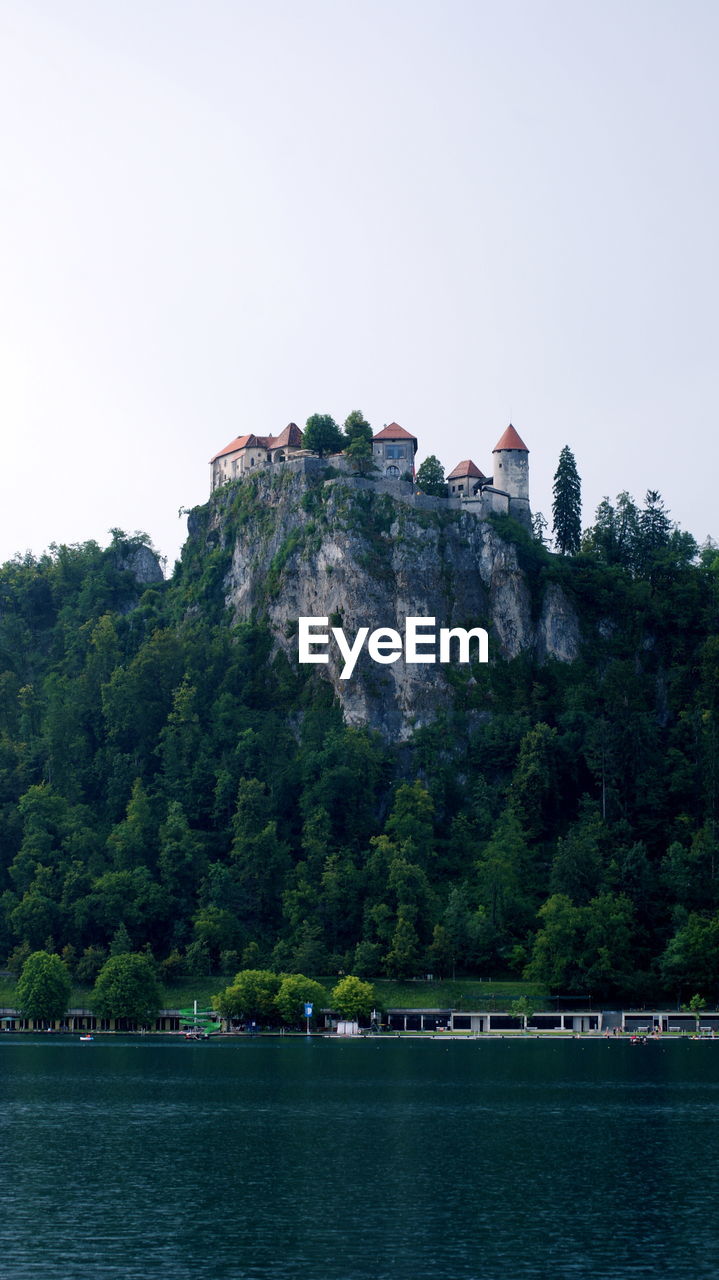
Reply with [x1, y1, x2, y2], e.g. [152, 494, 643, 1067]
[476, 808, 533, 938]
[383, 911, 420, 979]
[660, 914, 719, 1000]
[549, 808, 606, 905]
[304, 414, 344, 457]
[526, 891, 636, 998]
[330, 974, 375, 1021]
[109, 921, 133, 955]
[582, 493, 639, 568]
[75, 945, 107, 985]
[689, 992, 707, 1032]
[212, 968, 281, 1023]
[345, 435, 374, 474]
[508, 722, 559, 843]
[16, 950, 72, 1023]
[639, 489, 672, 558]
[275, 973, 327, 1027]
[343, 410, 372, 446]
[416, 455, 446, 497]
[524, 894, 584, 990]
[509, 996, 536, 1029]
[106, 779, 156, 871]
[552, 445, 581, 554]
[92, 952, 163, 1025]
[384, 781, 435, 864]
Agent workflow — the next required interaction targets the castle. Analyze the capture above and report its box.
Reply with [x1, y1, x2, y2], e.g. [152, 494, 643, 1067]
[210, 420, 531, 526]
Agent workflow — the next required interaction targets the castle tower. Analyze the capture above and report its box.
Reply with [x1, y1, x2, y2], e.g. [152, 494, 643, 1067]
[492, 423, 529, 499]
[492, 424, 530, 525]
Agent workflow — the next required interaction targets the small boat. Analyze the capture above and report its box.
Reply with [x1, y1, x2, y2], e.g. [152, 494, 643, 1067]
[79, 1034, 94, 1041]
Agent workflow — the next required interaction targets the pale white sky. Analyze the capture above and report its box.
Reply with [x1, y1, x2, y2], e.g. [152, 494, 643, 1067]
[1, 0, 717, 572]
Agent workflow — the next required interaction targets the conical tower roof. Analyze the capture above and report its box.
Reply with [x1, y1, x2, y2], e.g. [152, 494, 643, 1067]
[493, 423, 529, 452]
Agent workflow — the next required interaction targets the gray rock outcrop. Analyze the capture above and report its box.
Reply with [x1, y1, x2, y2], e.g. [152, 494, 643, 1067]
[199, 459, 580, 739]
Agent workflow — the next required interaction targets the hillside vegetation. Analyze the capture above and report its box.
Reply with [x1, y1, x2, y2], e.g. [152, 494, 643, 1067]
[0, 487, 717, 1005]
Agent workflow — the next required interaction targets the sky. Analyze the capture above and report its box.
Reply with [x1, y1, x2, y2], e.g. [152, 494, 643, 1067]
[1, 0, 717, 573]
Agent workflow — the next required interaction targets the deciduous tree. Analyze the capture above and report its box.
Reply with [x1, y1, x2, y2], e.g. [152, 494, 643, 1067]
[92, 952, 162, 1024]
[16, 950, 72, 1023]
[304, 414, 344, 457]
[212, 968, 281, 1023]
[275, 974, 327, 1027]
[416, 455, 446, 496]
[330, 974, 375, 1020]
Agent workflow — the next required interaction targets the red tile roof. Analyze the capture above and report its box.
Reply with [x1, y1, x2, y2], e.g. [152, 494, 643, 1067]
[210, 434, 257, 463]
[210, 423, 303, 463]
[493, 424, 529, 452]
[372, 422, 418, 443]
[446, 459, 486, 481]
[271, 422, 303, 450]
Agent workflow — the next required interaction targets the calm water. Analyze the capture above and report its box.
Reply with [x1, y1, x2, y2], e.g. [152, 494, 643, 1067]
[1, 1035, 719, 1279]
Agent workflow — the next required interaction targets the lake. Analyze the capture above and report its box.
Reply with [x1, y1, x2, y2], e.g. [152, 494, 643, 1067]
[1, 1034, 718, 1279]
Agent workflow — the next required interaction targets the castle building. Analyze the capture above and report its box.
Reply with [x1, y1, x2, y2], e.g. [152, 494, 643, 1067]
[371, 423, 418, 478]
[446, 459, 487, 495]
[210, 423, 304, 490]
[491, 423, 529, 503]
[446, 424, 530, 527]
[208, 415, 530, 528]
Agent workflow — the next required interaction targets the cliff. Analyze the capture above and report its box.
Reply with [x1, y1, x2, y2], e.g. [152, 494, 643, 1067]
[188, 458, 580, 739]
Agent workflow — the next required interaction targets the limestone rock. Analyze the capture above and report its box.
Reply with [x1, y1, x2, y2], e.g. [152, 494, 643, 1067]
[199, 460, 579, 738]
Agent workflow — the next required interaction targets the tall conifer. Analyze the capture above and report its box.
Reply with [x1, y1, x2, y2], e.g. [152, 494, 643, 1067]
[552, 446, 582, 554]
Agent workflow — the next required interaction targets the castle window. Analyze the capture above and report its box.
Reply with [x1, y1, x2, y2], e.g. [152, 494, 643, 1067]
[386, 464, 400, 477]
[386, 445, 406, 459]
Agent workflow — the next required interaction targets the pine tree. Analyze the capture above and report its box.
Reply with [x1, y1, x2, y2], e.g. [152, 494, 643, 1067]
[552, 446, 581, 554]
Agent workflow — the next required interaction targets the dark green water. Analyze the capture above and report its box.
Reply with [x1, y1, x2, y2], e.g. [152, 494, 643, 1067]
[2, 1035, 719, 1279]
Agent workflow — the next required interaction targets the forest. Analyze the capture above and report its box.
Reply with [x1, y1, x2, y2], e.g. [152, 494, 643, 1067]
[0, 484, 717, 1006]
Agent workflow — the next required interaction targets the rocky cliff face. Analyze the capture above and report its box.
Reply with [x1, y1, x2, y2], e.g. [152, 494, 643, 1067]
[197, 459, 580, 739]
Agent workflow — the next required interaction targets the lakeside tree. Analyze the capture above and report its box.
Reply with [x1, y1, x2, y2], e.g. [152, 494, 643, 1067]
[552, 446, 581, 554]
[331, 974, 375, 1021]
[416, 455, 446, 496]
[92, 953, 163, 1025]
[274, 973, 327, 1027]
[16, 950, 72, 1024]
[212, 969, 281, 1024]
[509, 996, 536, 1030]
[304, 414, 344, 457]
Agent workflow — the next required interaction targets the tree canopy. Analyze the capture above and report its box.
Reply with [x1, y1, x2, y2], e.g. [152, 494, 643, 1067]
[331, 975, 375, 1020]
[16, 950, 72, 1023]
[304, 414, 344, 457]
[275, 973, 327, 1026]
[212, 969, 281, 1023]
[416, 455, 446, 496]
[92, 953, 163, 1024]
[343, 410, 373, 446]
[0, 477, 714, 1006]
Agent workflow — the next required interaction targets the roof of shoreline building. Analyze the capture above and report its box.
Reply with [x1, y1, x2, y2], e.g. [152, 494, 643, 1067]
[493, 424, 529, 452]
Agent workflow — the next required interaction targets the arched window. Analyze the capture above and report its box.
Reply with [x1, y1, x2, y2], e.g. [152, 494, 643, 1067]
[386, 464, 400, 477]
